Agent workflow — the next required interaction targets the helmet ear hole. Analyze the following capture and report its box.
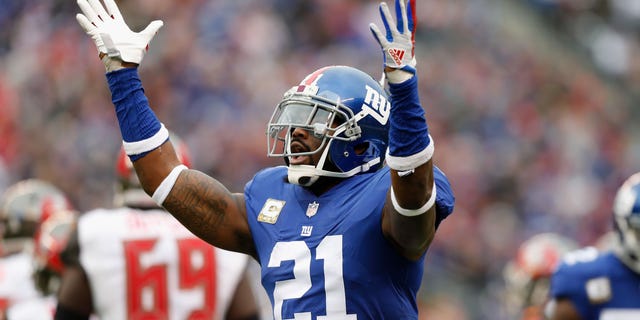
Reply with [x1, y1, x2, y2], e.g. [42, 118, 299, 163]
[354, 142, 369, 155]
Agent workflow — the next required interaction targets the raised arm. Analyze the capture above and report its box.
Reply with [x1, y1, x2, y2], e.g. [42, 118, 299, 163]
[75, 0, 255, 256]
[133, 143, 255, 256]
[370, 0, 438, 261]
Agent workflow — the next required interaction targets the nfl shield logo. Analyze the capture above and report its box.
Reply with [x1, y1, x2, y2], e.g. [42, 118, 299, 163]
[306, 201, 319, 218]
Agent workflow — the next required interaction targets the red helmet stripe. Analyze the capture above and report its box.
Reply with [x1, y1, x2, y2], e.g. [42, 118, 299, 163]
[300, 66, 331, 86]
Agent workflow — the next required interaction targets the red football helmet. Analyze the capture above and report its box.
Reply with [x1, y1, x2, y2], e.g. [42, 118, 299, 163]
[0, 179, 72, 255]
[114, 133, 192, 208]
[503, 233, 578, 319]
[32, 208, 77, 294]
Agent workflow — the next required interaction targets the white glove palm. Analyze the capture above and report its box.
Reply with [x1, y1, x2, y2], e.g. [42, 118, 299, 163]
[76, 0, 163, 71]
[369, 0, 417, 83]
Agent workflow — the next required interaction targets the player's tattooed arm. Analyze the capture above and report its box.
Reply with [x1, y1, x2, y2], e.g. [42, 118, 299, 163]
[132, 141, 256, 258]
[162, 170, 257, 258]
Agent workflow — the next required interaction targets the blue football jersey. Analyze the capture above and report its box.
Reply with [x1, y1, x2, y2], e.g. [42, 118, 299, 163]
[244, 165, 453, 320]
[549, 249, 640, 320]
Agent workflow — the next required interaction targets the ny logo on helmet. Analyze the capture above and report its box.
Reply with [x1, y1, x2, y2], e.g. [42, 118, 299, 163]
[362, 85, 390, 125]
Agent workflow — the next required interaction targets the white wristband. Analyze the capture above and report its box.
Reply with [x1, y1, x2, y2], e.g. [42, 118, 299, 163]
[390, 182, 437, 217]
[123, 123, 170, 156]
[152, 165, 187, 205]
[386, 136, 435, 172]
[386, 69, 414, 84]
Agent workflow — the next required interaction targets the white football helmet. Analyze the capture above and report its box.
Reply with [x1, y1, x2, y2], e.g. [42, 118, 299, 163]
[612, 172, 640, 272]
[0, 179, 71, 255]
[503, 233, 578, 318]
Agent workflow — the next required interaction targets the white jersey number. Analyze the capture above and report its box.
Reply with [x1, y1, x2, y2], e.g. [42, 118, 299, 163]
[600, 309, 640, 320]
[268, 235, 357, 320]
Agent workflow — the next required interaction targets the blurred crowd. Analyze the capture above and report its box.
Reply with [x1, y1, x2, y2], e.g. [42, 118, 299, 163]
[1, 0, 639, 319]
[527, 0, 640, 89]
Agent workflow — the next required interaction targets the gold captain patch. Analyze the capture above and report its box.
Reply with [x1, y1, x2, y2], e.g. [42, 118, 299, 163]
[258, 198, 286, 224]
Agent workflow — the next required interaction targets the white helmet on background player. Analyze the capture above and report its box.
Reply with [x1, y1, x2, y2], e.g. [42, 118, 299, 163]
[0, 179, 71, 255]
[114, 133, 192, 208]
[612, 172, 640, 272]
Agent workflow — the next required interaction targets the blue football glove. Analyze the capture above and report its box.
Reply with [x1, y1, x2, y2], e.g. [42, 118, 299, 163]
[369, 0, 416, 83]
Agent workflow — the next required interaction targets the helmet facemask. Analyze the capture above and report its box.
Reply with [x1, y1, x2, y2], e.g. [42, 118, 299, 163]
[267, 66, 390, 187]
[612, 172, 640, 272]
[267, 90, 363, 186]
[614, 211, 640, 271]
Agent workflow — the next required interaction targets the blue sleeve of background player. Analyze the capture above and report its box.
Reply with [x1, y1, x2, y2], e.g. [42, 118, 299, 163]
[549, 263, 592, 319]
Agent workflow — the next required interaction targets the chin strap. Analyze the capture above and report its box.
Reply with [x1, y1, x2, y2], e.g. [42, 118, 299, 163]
[287, 165, 320, 186]
[287, 157, 381, 186]
[287, 130, 382, 186]
[286, 110, 380, 186]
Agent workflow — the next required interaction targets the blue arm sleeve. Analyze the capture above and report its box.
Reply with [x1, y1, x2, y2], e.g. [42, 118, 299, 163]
[106, 68, 164, 161]
[387, 76, 430, 157]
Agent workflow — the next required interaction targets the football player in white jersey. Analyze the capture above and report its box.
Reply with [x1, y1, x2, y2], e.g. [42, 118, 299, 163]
[0, 179, 72, 319]
[55, 136, 260, 320]
[6, 207, 78, 320]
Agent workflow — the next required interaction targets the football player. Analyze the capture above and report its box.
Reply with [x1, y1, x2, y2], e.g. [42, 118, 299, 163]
[0, 179, 72, 319]
[503, 233, 578, 320]
[74, 0, 455, 318]
[6, 207, 78, 320]
[546, 172, 640, 320]
[55, 135, 261, 320]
